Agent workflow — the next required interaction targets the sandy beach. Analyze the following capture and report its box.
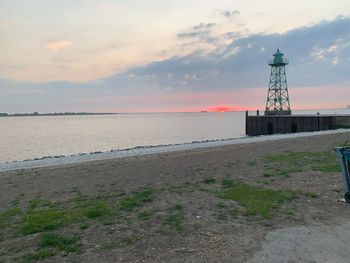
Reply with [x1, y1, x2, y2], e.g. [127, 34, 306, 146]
[1, 131, 350, 262]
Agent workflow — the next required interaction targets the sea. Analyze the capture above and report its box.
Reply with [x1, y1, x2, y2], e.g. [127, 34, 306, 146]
[0, 109, 349, 164]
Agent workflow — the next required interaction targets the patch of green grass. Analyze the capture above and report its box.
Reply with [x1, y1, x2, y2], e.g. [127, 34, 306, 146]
[221, 177, 238, 188]
[17, 188, 155, 236]
[263, 172, 274, 177]
[28, 198, 42, 211]
[306, 192, 318, 198]
[0, 208, 22, 221]
[216, 202, 227, 209]
[0, 208, 22, 239]
[21, 198, 115, 235]
[79, 223, 90, 230]
[311, 163, 340, 173]
[264, 151, 340, 177]
[40, 233, 82, 253]
[81, 201, 111, 219]
[220, 179, 295, 218]
[215, 212, 227, 221]
[202, 176, 216, 184]
[21, 209, 83, 235]
[119, 187, 155, 211]
[18, 249, 55, 263]
[163, 204, 184, 232]
[11, 198, 20, 206]
[137, 211, 152, 221]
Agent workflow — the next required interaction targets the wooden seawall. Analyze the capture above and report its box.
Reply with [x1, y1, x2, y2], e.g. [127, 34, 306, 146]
[246, 113, 350, 136]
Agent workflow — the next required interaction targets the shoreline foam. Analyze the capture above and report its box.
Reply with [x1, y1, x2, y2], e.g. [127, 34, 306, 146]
[1, 129, 349, 172]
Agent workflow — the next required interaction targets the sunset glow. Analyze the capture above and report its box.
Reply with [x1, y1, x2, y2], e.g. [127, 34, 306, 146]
[207, 106, 241, 112]
[0, 1, 350, 113]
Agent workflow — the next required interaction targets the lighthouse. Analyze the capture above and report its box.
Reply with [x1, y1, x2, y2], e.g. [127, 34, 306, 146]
[265, 49, 291, 115]
[246, 49, 350, 136]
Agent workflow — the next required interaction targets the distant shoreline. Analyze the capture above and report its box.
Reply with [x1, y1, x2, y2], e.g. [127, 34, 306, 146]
[0, 112, 119, 117]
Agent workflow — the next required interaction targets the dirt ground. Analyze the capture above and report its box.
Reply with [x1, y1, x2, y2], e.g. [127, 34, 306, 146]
[1, 131, 350, 262]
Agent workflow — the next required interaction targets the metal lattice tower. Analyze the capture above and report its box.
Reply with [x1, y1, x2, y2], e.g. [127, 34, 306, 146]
[265, 49, 291, 115]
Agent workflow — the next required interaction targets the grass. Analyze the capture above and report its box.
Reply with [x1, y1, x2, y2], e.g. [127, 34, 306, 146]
[263, 172, 274, 177]
[264, 150, 340, 177]
[0, 207, 22, 241]
[0, 187, 160, 260]
[81, 201, 112, 219]
[0, 208, 22, 226]
[215, 212, 227, 221]
[0, 187, 154, 259]
[137, 211, 152, 220]
[119, 188, 155, 211]
[28, 198, 42, 211]
[202, 176, 216, 184]
[163, 204, 184, 232]
[306, 192, 318, 198]
[40, 233, 82, 253]
[221, 177, 237, 188]
[79, 223, 90, 230]
[11, 197, 20, 206]
[20, 187, 155, 235]
[216, 202, 227, 209]
[220, 178, 295, 218]
[21, 209, 82, 235]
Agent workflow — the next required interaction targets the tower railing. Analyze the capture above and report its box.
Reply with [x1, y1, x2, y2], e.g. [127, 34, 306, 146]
[268, 58, 289, 65]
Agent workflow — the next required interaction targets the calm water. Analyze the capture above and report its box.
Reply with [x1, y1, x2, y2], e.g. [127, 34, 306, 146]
[1, 109, 349, 163]
[0, 112, 246, 163]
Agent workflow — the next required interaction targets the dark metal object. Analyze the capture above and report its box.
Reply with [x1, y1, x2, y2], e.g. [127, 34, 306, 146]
[335, 147, 350, 203]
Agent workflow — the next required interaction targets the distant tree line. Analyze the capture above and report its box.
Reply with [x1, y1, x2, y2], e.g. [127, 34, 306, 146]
[0, 112, 117, 117]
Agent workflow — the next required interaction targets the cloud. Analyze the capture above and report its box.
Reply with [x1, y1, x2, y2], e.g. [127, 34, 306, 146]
[46, 41, 73, 52]
[1, 17, 350, 112]
[176, 22, 219, 47]
[106, 16, 350, 95]
[222, 10, 240, 18]
[193, 22, 216, 30]
[177, 22, 216, 39]
[177, 32, 201, 39]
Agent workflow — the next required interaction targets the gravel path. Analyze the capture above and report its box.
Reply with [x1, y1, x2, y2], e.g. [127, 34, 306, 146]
[250, 221, 350, 263]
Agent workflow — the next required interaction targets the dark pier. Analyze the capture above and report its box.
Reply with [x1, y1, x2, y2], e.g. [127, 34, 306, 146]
[246, 111, 350, 136]
[245, 49, 350, 136]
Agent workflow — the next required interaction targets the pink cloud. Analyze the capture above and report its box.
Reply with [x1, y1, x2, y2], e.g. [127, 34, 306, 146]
[46, 41, 73, 52]
[78, 86, 350, 113]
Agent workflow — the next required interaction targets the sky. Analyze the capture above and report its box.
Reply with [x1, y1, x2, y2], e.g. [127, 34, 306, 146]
[0, 0, 350, 113]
